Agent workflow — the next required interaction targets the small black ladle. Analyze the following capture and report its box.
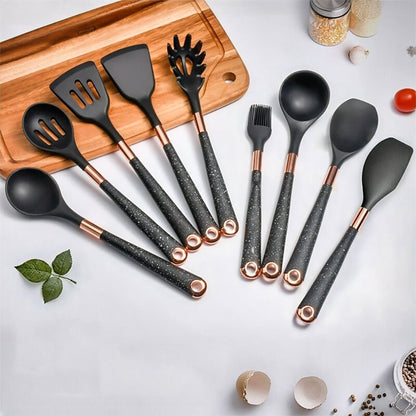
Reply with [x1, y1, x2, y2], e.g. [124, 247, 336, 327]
[261, 70, 330, 280]
[283, 98, 378, 287]
[22, 103, 187, 265]
[5, 168, 207, 299]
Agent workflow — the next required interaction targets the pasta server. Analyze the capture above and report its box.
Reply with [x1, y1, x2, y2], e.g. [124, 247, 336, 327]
[167, 34, 239, 237]
[297, 138, 413, 323]
[50, 62, 202, 252]
[101, 45, 221, 244]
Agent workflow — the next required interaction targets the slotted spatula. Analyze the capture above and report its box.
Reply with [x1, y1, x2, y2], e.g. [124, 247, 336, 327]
[22, 102, 187, 264]
[167, 34, 239, 237]
[297, 138, 413, 324]
[101, 45, 220, 244]
[50, 62, 202, 252]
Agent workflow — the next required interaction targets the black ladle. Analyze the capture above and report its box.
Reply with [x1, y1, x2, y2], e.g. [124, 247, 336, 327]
[261, 70, 330, 280]
[297, 138, 413, 323]
[283, 99, 378, 287]
[5, 168, 207, 299]
[50, 62, 202, 251]
[22, 103, 187, 265]
[167, 34, 239, 237]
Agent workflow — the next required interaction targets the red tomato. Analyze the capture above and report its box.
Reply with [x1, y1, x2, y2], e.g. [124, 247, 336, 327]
[394, 88, 416, 113]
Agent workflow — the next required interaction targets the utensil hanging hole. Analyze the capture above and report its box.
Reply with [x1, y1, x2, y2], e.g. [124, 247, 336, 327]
[204, 226, 221, 244]
[75, 80, 93, 104]
[39, 120, 59, 141]
[185, 234, 203, 251]
[223, 72, 236, 84]
[190, 279, 207, 298]
[70, 90, 86, 109]
[284, 269, 302, 286]
[87, 80, 100, 99]
[297, 306, 315, 323]
[51, 118, 65, 136]
[222, 219, 239, 237]
[241, 261, 260, 279]
[34, 130, 51, 146]
[171, 247, 187, 265]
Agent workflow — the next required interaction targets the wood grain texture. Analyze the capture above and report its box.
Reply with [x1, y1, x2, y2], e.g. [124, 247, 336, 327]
[0, 0, 249, 178]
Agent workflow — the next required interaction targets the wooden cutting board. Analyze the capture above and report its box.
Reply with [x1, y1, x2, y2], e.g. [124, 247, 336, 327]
[0, 0, 249, 179]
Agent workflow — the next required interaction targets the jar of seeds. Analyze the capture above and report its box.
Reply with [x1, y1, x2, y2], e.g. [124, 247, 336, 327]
[391, 347, 416, 415]
[309, 0, 351, 46]
[350, 0, 382, 37]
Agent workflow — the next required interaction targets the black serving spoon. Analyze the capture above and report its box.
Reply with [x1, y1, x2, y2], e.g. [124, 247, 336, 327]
[283, 99, 378, 287]
[297, 138, 413, 323]
[22, 103, 187, 265]
[101, 45, 220, 244]
[167, 34, 239, 237]
[50, 62, 202, 252]
[241, 105, 272, 279]
[5, 168, 207, 299]
[261, 70, 330, 280]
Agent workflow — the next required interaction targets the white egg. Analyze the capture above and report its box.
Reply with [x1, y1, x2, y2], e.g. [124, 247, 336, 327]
[294, 376, 328, 409]
[349, 46, 370, 65]
[236, 370, 271, 405]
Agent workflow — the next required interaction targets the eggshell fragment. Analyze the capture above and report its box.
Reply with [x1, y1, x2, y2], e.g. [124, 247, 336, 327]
[294, 376, 328, 409]
[236, 370, 271, 405]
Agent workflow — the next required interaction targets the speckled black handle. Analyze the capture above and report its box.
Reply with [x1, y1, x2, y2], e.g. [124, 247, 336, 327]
[100, 231, 203, 297]
[298, 226, 358, 319]
[284, 184, 332, 282]
[129, 156, 199, 245]
[199, 131, 238, 232]
[241, 170, 262, 270]
[262, 172, 294, 271]
[100, 180, 182, 261]
[163, 142, 218, 236]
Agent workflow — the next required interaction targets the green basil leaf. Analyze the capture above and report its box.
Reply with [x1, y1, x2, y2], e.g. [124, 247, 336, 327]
[15, 259, 51, 283]
[42, 276, 63, 303]
[52, 249, 72, 275]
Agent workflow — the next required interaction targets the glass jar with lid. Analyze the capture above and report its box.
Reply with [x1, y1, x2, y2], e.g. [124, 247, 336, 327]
[309, 0, 351, 46]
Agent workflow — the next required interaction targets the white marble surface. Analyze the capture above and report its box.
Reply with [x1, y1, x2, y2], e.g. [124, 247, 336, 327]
[0, 1, 415, 415]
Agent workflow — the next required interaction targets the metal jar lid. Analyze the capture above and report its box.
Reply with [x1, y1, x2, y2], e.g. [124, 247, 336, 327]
[310, 0, 351, 18]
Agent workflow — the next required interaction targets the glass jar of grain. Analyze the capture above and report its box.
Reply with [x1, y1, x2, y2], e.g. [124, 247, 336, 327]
[350, 0, 382, 37]
[309, 0, 351, 46]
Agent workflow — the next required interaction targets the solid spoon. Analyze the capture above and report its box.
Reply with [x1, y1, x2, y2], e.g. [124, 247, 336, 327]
[23, 103, 187, 265]
[261, 70, 330, 280]
[5, 168, 207, 299]
[297, 138, 413, 323]
[283, 99, 378, 287]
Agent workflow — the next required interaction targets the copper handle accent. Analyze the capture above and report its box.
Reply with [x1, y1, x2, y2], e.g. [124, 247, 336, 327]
[251, 150, 263, 171]
[261, 262, 280, 281]
[241, 261, 260, 280]
[171, 247, 188, 265]
[118, 140, 136, 161]
[283, 269, 303, 286]
[84, 165, 105, 185]
[193, 112, 206, 134]
[79, 219, 104, 239]
[296, 305, 316, 323]
[185, 234, 203, 252]
[323, 165, 339, 186]
[350, 207, 369, 231]
[190, 279, 207, 299]
[284, 153, 297, 174]
[154, 124, 170, 146]
[221, 219, 239, 237]
[203, 226, 221, 245]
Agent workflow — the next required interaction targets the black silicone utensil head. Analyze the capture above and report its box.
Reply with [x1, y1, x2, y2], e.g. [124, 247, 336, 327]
[101, 45, 159, 126]
[22, 103, 88, 168]
[329, 98, 378, 167]
[279, 70, 330, 154]
[5, 168, 82, 224]
[362, 138, 413, 210]
[247, 105, 272, 151]
[167, 34, 206, 113]
[50, 61, 110, 123]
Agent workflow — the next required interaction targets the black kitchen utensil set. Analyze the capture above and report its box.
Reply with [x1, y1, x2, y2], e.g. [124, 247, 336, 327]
[241, 70, 413, 323]
[6, 35, 239, 299]
[4, 35, 413, 317]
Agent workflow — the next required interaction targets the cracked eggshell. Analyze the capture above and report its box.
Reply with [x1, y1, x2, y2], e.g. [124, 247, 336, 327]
[236, 370, 271, 405]
[294, 376, 328, 409]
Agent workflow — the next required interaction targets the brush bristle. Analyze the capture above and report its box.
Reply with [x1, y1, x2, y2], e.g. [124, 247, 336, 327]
[251, 104, 271, 127]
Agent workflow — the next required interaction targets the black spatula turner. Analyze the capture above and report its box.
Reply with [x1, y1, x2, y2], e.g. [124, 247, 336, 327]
[101, 45, 220, 244]
[50, 62, 202, 252]
[297, 138, 413, 324]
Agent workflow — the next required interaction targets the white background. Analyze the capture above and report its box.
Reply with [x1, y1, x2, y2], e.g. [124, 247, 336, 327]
[0, 1, 415, 415]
